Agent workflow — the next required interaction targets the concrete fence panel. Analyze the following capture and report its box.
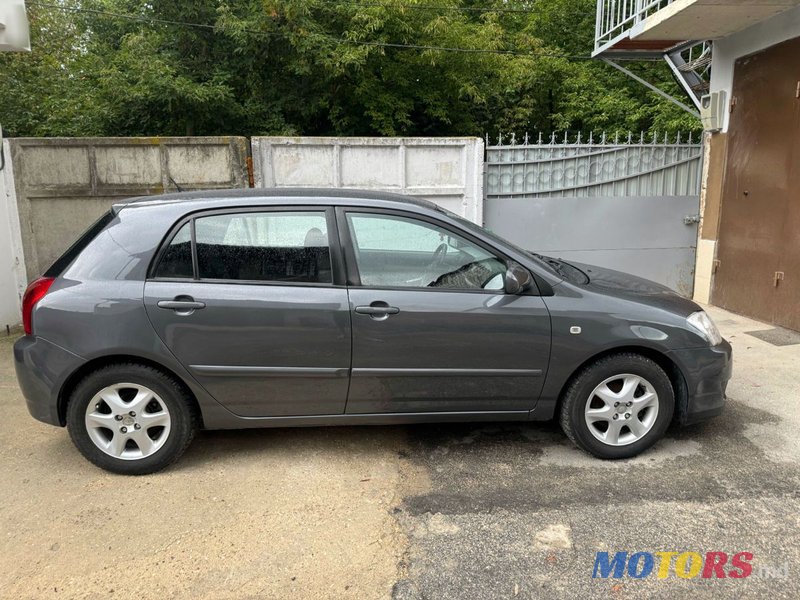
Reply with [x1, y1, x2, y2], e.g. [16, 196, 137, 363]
[251, 137, 484, 223]
[9, 137, 249, 280]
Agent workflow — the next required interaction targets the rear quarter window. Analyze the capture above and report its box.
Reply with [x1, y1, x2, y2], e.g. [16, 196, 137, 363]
[44, 211, 115, 277]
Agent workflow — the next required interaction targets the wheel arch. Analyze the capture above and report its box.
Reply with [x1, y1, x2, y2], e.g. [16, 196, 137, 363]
[554, 345, 689, 425]
[57, 355, 204, 428]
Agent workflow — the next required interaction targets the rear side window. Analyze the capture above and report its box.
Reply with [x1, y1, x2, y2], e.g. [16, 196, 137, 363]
[44, 211, 115, 277]
[196, 212, 331, 283]
[153, 211, 333, 284]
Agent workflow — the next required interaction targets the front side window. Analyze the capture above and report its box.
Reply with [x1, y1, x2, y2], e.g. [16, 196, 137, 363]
[346, 213, 506, 290]
[194, 211, 332, 283]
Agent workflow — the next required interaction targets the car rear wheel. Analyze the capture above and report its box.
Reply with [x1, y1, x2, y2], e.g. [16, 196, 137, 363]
[66, 364, 198, 475]
[559, 353, 674, 459]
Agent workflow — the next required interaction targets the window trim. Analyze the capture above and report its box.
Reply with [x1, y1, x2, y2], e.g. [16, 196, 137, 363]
[147, 205, 346, 287]
[336, 207, 522, 295]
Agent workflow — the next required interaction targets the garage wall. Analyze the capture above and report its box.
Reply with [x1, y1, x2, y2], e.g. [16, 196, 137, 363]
[0, 140, 27, 329]
[8, 137, 249, 280]
[251, 137, 484, 224]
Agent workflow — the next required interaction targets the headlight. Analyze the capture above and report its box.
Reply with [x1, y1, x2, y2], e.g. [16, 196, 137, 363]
[687, 311, 723, 346]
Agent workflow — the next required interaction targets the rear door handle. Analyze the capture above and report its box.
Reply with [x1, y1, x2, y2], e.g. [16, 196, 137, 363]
[355, 306, 400, 315]
[355, 302, 400, 319]
[157, 299, 206, 311]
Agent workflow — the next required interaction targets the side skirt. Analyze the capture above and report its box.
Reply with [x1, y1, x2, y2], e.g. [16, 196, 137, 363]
[202, 410, 533, 430]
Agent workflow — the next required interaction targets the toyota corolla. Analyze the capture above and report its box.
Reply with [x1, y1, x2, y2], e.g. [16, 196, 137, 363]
[14, 189, 731, 474]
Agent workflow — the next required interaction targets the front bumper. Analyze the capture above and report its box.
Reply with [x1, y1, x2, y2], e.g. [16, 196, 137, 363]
[668, 339, 733, 425]
[14, 335, 85, 427]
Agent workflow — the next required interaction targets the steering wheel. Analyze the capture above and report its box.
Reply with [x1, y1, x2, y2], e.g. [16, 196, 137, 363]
[424, 243, 448, 285]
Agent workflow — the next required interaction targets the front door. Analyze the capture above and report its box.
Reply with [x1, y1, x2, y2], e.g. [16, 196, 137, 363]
[144, 207, 351, 417]
[340, 209, 551, 414]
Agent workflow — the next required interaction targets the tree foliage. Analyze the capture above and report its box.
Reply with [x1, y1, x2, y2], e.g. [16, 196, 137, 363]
[0, 0, 701, 138]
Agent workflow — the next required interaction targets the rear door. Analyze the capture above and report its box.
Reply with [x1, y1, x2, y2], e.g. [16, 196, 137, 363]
[144, 206, 351, 417]
[340, 208, 551, 415]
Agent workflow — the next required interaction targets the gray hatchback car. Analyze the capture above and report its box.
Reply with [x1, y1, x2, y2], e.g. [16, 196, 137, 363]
[15, 189, 732, 474]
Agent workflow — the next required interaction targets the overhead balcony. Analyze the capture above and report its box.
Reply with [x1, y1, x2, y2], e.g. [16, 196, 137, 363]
[594, 0, 800, 58]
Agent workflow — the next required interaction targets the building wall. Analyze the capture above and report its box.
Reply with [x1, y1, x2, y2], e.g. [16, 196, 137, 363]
[709, 6, 800, 133]
[694, 6, 800, 305]
[0, 140, 27, 329]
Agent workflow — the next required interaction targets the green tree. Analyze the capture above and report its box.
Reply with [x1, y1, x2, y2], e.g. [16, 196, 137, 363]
[0, 0, 701, 138]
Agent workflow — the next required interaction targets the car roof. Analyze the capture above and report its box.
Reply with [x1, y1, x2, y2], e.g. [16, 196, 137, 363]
[113, 187, 442, 213]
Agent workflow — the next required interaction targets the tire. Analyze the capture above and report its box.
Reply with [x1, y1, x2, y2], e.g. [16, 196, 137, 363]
[559, 353, 674, 459]
[66, 363, 198, 475]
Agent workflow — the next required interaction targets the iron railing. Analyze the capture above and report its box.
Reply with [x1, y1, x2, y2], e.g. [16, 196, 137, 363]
[485, 131, 702, 198]
[595, 0, 677, 53]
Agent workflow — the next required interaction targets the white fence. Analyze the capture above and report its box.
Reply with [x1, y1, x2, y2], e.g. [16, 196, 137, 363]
[0, 140, 26, 329]
[251, 137, 484, 224]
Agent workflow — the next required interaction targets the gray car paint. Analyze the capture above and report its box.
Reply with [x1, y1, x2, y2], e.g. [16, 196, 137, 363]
[14, 188, 731, 431]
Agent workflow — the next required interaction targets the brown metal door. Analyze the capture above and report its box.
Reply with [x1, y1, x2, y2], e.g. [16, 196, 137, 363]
[774, 80, 800, 331]
[712, 36, 800, 330]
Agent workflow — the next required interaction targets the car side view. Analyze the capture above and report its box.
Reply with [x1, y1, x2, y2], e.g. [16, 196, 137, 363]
[14, 189, 732, 474]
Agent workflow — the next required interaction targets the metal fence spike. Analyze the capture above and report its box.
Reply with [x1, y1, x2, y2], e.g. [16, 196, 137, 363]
[538, 132, 543, 145]
[523, 132, 529, 145]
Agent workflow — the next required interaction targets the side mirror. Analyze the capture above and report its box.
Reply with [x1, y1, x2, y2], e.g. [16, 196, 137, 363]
[504, 263, 532, 295]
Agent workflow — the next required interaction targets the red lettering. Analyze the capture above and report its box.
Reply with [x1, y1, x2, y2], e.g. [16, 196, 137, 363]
[702, 552, 728, 578]
[729, 552, 754, 578]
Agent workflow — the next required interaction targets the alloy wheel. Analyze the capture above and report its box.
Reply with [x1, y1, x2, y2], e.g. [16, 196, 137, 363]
[584, 374, 659, 447]
[84, 383, 171, 460]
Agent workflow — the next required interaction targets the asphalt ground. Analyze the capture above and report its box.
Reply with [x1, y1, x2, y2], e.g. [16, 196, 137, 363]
[1, 305, 798, 599]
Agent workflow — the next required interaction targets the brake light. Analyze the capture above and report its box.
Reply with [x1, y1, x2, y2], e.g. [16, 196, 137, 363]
[22, 277, 55, 335]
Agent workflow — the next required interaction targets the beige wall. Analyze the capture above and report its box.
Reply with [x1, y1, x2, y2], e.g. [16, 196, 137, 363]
[693, 132, 728, 304]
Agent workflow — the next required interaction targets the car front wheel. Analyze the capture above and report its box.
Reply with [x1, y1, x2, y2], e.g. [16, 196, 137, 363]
[559, 353, 674, 459]
[66, 363, 198, 475]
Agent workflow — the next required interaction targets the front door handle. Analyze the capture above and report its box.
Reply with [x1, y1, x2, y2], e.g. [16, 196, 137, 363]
[157, 297, 206, 313]
[355, 302, 400, 319]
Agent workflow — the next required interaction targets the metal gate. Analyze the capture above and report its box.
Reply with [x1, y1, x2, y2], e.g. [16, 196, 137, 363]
[484, 132, 703, 296]
[712, 37, 800, 332]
